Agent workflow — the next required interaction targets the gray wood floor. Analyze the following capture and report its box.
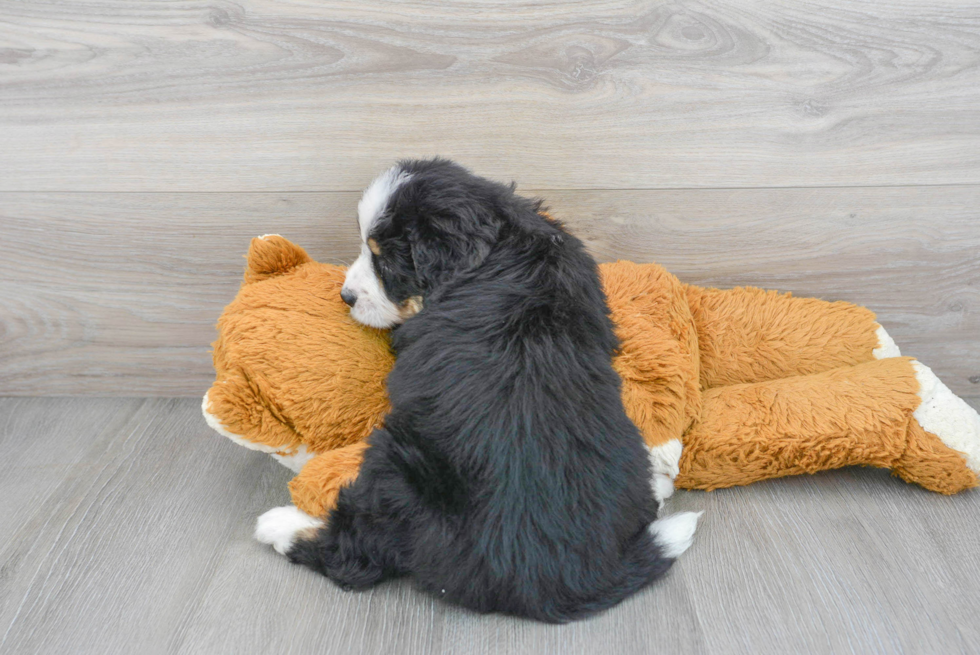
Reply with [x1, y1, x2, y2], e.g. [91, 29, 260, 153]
[2, 396, 979, 654]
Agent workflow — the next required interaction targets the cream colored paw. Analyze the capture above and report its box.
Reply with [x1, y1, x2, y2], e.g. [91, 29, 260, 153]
[873, 324, 901, 359]
[648, 439, 682, 478]
[255, 506, 324, 555]
[648, 438, 682, 503]
[652, 473, 675, 504]
[912, 361, 980, 473]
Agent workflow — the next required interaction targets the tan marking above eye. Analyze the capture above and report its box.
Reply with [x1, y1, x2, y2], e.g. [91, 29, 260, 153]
[367, 238, 381, 255]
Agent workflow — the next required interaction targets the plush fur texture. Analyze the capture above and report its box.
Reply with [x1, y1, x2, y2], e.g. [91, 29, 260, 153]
[283, 159, 689, 622]
[207, 253, 392, 455]
[676, 356, 978, 493]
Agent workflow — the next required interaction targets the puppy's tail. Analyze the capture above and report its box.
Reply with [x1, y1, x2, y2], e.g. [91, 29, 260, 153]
[605, 511, 703, 610]
[623, 511, 701, 592]
[545, 511, 703, 623]
[648, 510, 702, 559]
[615, 510, 701, 599]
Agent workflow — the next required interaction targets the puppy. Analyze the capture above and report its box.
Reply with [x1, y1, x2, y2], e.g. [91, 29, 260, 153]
[256, 159, 700, 622]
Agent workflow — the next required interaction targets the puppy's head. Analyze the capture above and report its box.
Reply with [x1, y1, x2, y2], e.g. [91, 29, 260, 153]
[341, 159, 514, 328]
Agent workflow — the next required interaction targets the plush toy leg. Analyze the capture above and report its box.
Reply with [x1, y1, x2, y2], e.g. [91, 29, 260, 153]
[289, 442, 370, 518]
[685, 284, 896, 389]
[897, 361, 980, 491]
[676, 357, 979, 494]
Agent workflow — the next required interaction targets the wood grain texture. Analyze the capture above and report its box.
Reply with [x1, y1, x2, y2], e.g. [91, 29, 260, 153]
[2, 186, 977, 397]
[1, 0, 979, 191]
[1, 397, 979, 653]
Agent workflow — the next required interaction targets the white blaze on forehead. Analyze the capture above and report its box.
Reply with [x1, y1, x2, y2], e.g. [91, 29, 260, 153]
[357, 165, 411, 240]
[344, 241, 404, 328]
[343, 165, 413, 329]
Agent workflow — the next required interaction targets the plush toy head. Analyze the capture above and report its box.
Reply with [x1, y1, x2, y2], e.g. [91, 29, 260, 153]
[203, 236, 394, 470]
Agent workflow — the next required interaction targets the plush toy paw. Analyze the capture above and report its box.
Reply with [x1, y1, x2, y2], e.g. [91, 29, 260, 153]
[202, 391, 280, 455]
[872, 324, 902, 359]
[255, 506, 324, 556]
[911, 361, 980, 475]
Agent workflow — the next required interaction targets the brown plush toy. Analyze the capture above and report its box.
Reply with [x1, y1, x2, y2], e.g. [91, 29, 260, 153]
[203, 235, 980, 521]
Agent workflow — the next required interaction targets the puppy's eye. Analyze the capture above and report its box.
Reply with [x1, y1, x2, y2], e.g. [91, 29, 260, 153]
[367, 238, 381, 256]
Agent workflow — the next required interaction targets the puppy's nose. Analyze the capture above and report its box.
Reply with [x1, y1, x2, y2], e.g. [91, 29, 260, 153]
[340, 288, 358, 307]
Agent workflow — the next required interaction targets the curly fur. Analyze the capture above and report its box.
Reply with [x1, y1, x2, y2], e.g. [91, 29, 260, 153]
[286, 159, 689, 622]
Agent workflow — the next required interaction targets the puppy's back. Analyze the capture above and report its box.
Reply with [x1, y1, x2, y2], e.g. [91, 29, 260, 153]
[386, 222, 695, 622]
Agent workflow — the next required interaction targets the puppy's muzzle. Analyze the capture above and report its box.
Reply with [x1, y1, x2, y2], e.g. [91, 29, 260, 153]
[340, 288, 358, 307]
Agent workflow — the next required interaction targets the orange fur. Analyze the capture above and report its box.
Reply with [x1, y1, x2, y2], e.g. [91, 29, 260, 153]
[602, 261, 701, 448]
[290, 443, 370, 517]
[209, 237, 392, 454]
[677, 358, 921, 490]
[895, 421, 979, 494]
[686, 285, 881, 388]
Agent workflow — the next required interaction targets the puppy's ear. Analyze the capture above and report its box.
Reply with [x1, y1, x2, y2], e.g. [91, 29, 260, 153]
[407, 208, 499, 290]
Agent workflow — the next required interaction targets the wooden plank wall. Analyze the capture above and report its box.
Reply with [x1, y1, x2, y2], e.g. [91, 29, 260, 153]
[0, 0, 978, 396]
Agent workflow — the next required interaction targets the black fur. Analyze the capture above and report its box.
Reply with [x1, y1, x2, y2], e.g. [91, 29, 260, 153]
[289, 159, 675, 622]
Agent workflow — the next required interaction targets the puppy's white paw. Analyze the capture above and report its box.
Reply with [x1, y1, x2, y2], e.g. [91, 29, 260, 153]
[652, 473, 675, 504]
[255, 506, 324, 556]
[648, 439, 682, 505]
[648, 439, 682, 479]
[650, 511, 703, 559]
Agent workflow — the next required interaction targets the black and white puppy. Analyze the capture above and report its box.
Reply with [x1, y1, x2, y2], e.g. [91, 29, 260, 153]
[256, 159, 700, 623]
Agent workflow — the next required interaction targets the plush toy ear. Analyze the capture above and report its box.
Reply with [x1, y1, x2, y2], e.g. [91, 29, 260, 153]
[243, 234, 312, 285]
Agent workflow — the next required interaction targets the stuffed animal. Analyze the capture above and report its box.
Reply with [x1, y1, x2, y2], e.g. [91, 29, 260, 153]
[203, 235, 980, 519]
